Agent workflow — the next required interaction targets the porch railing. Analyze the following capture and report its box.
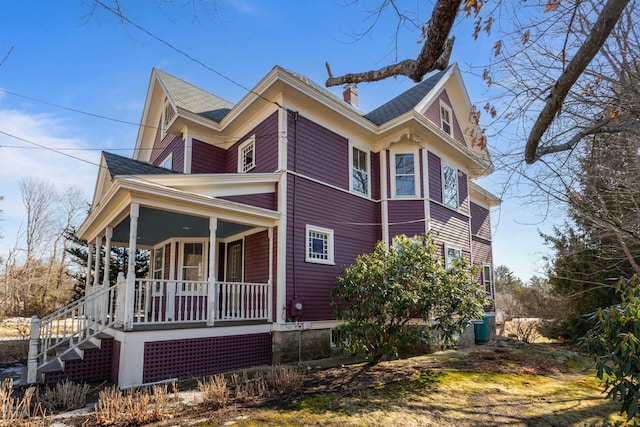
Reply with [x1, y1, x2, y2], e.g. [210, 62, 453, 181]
[132, 279, 270, 325]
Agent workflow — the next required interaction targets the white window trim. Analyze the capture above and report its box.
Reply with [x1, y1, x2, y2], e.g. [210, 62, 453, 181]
[483, 264, 493, 296]
[305, 224, 334, 265]
[442, 162, 459, 210]
[349, 143, 370, 196]
[444, 243, 462, 269]
[439, 100, 453, 136]
[161, 153, 172, 170]
[390, 149, 421, 198]
[238, 136, 256, 173]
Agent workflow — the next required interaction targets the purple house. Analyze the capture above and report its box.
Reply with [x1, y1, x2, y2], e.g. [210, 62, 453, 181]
[27, 64, 499, 387]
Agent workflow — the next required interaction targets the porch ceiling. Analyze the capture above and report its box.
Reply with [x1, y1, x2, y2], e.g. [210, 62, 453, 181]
[112, 207, 255, 247]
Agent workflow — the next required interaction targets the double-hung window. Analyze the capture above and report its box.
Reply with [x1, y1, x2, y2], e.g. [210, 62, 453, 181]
[238, 137, 255, 172]
[442, 163, 459, 209]
[351, 146, 368, 195]
[394, 153, 416, 197]
[306, 225, 334, 265]
[440, 102, 452, 136]
[483, 265, 493, 296]
[445, 244, 461, 269]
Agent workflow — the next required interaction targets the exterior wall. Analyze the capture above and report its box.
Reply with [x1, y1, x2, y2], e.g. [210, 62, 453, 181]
[370, 151, 381, 200]
[191, 139, 226, 173]
[388, 200, 425, 238]
[470, 202, 491, 241]
[288, 114, 349, 190]
[142, 333, 272, 383]
[458, 171, 469, 216]
[286, 175, 380, 322]
[219, 193, 277, 211]
[244, 230, 270, 283]
[472, 236, 492, 265]
[428, 151, 442, 202]
[227, 111, 279, 173]
[151, 134, 185, 172]
[430, 203, 471, 253]
[423, 90, 466, 146]
[44, 338, 114, 384]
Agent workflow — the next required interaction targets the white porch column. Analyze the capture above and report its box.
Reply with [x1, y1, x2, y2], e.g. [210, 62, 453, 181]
[207, 217, 217, 326]
[124, 203, 139, 331]
[93, 236, 101, 287]
[101, 227, 113, 323]
[86, 242, 93, 293]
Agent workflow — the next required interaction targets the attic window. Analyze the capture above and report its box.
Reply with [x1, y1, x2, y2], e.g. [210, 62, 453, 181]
[440, 102, 452, 136]
[161, 101, 172, 137]
[161, 154, 172, 170]
[238, 136, 256, 173]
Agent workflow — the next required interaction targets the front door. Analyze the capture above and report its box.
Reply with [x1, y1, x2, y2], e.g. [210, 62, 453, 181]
[225, 240, 243, 282]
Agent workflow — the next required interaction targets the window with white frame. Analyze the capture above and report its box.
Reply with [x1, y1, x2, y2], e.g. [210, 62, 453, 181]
[238, 137, 256, 172]
[442, 163, 459, 209]
[351, 146, 368, 195]
[445, 244, 461, 269]
[161, 153, 172, 170]
[306, 225, 334, 265]
[153, 246, 164, 280]
[182, 242, 204, 281]
[440, 102, 452, 136]
[483, 265, 493, 295]
[394, 153, 416, 197]
[161, 101, 172, 137]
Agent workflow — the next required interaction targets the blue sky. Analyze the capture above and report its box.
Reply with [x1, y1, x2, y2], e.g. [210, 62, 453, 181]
[0, 1, 558, 281]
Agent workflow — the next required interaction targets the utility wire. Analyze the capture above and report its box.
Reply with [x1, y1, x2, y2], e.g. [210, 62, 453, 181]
[94, 0, 283, 110]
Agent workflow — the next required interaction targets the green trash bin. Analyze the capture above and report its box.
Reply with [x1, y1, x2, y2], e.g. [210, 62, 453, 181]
[474, 314, 490, 344]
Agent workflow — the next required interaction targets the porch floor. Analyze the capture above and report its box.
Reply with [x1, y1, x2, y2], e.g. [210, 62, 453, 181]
[110, 320, 270, 332]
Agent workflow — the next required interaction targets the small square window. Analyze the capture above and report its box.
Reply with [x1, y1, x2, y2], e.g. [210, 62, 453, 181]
[238, 137, 256, 172]
[306, 225, 334, 265]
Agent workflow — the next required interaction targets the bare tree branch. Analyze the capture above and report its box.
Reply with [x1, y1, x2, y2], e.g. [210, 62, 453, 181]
[524, 0, 631, 164]
[0, 47, 13, 68]
[325, 0, 462, 86]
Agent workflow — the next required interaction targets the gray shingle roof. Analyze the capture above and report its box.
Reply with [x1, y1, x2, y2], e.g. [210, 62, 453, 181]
[155, 69, 235, 123]
[364, 67, 450, 125]
[103, 151, 180, 178]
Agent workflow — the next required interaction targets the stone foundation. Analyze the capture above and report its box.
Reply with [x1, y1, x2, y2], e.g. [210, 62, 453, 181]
[272, 329, 331, 364]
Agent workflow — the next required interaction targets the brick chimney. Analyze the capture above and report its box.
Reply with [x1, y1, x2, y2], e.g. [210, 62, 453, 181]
[343, 83, 358, 108]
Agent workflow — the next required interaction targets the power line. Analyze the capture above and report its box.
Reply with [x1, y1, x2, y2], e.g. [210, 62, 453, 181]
[94, 0, 283, 110]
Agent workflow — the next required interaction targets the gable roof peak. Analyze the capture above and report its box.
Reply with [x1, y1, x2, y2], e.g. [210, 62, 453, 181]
[364, 64, 455, 125]
[154, 68, 235, 123]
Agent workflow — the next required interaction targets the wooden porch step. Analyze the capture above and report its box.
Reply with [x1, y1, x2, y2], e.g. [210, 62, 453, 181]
[40, 358, 64, 373]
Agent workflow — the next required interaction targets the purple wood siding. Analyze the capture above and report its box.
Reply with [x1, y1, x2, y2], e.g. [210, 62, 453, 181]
[151, 134, 184, 172]
[227, 111, 279, 173]
[470, 202, 491, 240]
[472, 236, 492, 265]
[419, 149, 425, 198]
[429, 202, 470, 252]
[423, 90, 466, 146]
[428, 152, 442, 202]
[388, 200, 425, 238]
[458, 170, 469, 216]
[163, 243, 171, 280]
[191, 139, 226, 173]
[244, 230, 269, 283]
[371, 152, 381, 200]
[288, 114, 349, 189]
[219, 192, 277, 211]
[287, 175, 380, 321]
[217, 242, 225, 282]
[271, 227, 278, 322]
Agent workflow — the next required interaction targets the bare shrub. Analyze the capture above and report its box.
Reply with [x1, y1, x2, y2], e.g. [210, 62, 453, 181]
[265, 366, 304, 396]
[37, 379, 90, 411]
[0, 379, 47, 426]
[230, 371, 267, 402]
[94, 383, 174, 426]
[508, 319, 542, 343]
[197, 374, 230, 410]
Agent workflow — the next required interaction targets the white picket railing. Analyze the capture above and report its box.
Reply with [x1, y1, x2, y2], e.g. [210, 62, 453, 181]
[27, 280, 120, 383]
[132, 279, 270, 325]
